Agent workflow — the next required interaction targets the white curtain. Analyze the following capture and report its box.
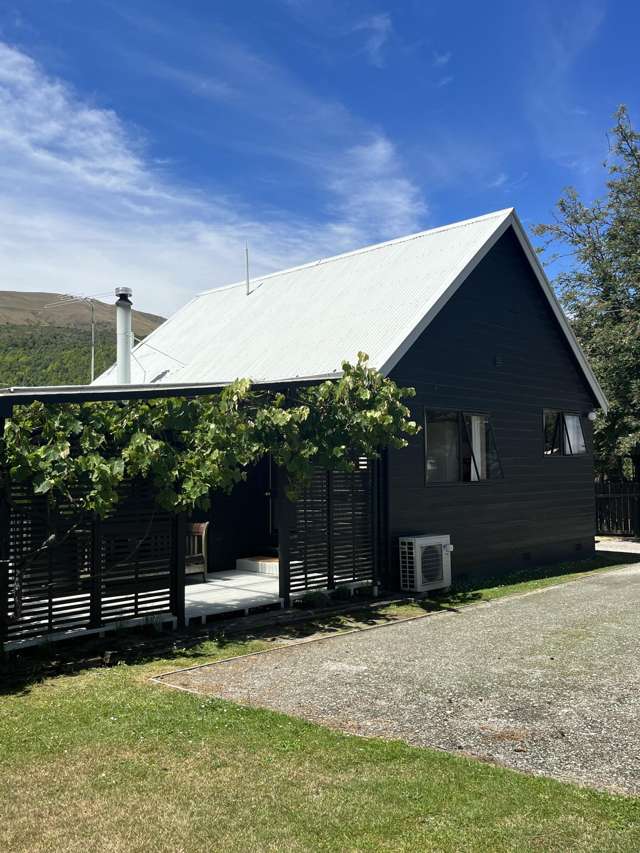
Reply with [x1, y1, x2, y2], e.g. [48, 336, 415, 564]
[563, 415, 586, 455]
[470, 415, 487, 480]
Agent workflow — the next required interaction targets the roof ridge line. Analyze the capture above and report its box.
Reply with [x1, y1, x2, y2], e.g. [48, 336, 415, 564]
[196, 208, 514, 297]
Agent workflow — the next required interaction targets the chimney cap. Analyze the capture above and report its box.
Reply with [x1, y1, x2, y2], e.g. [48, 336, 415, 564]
[115, 286, 132, 299]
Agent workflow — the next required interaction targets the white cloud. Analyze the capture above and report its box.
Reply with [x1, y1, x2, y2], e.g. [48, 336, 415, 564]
[0, 41, 426, 315]
[486, 171, 529, 191]
[353, 13, 392, 68]
[141, 61, 234, 102]
[435, 75, 453, 88]
[524, 0, 607, 175]
[487, 172, 508, 189]
[432, 51, 451, 67]
[328, 135, 426, 235]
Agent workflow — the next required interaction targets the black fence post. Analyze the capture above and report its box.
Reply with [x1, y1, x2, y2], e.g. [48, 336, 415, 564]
[370, 459, 379, 593]
[0, 441, 9, 652]
[632, 451, 640, 537]
[90, 514, 102, 629]
[172, 512, 186, 628]
[327, 470, 335, 590]
[276, 473, 292, 608]
[278, 523, 291, 609]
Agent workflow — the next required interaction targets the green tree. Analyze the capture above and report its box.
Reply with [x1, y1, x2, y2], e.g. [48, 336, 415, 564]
[0, 323, 122, 386]
[534, 106, 640, 476]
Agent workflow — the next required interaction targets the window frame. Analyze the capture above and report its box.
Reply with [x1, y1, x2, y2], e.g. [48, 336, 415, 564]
[424, 407, 503, 486]
[542, 410, 588, 457]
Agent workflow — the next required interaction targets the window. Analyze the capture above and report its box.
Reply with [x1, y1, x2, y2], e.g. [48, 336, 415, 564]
[543, 411, 587, 456]
[425, 410, 503, 483]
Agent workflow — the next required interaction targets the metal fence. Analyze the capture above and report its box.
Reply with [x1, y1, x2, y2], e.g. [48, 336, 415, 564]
[595, 480, 640, 536]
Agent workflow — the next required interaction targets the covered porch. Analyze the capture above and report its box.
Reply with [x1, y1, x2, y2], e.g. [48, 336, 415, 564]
[0, 382, 381, 653]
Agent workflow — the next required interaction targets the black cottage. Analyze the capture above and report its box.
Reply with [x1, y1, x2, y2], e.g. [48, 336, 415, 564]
[0, 208, 606, 648]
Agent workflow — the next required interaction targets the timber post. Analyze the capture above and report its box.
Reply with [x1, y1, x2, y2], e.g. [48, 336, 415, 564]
[90, 514, 102, 629]
[172, 512, 186, 628]
[632, 447, 640, 536]
[0, 414, 9, 653]
[276, 469, 292, 608]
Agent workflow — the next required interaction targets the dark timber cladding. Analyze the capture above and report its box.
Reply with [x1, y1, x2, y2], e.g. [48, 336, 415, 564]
[386, 227, 598, 582]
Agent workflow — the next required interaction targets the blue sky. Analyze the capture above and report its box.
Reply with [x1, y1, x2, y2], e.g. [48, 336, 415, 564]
[0, 0, 637, 315]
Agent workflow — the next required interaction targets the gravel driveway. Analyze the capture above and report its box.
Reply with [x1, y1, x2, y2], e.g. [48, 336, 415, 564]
[160, 562, 640, 793]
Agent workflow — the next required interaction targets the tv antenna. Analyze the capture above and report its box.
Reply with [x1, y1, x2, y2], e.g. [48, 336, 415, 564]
[245, 241, 250, 296]
[41, 291, 110, 382]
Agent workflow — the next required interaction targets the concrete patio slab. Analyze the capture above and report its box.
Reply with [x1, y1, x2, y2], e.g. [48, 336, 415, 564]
[185, 571, 282, 621]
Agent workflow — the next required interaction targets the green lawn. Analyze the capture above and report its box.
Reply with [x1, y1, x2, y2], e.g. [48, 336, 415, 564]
[1, 555, 639, 852]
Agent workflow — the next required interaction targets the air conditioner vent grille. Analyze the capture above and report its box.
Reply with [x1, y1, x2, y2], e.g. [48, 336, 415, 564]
[420, 545, 443, 584]
[399, 539, 416, 590]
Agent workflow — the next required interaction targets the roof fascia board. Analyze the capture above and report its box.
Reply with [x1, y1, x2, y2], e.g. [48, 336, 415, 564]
[0, 371, 342, 412]
[377, 210, 513, 377]
[509, 210, 608, 412]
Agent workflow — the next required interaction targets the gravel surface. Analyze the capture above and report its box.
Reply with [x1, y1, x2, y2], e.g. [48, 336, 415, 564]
[161, 562, 640, 793]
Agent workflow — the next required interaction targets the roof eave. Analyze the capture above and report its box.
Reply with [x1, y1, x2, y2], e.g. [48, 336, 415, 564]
[0, 371, 343, 415]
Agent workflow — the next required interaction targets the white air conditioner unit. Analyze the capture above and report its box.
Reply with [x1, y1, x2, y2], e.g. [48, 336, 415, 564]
[399, 534, 453, 593]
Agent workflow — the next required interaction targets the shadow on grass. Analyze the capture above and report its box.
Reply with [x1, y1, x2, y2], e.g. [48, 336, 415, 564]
[2, 551, 637, 696]
[461, 551, 634, 590]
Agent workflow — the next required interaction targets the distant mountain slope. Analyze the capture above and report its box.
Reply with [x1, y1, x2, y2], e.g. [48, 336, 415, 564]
[0, 292, 165, 387]
[0, 291, 163, 337]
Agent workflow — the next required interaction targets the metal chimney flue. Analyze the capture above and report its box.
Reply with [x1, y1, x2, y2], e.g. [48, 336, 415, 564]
[115, 286, 133, 384]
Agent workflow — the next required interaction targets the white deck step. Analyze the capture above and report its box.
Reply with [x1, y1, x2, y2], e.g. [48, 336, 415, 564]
[235, 556, 279, 577]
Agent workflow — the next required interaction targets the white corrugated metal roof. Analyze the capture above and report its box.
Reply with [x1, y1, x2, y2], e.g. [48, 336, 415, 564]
[93, 207, 607, 410]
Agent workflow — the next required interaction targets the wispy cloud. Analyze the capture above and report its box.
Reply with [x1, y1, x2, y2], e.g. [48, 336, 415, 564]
[524, 0, 607, 176]
[353, 13, 392, 68]
[141, 61, 234, 102]
[487, 172, 508, 189]
[486, 171, 529, 191]
[0, 40, 426, 314]
[434, 75, 453, 88]
[432, 50, 451, 67]
[328, 135, 427, 235]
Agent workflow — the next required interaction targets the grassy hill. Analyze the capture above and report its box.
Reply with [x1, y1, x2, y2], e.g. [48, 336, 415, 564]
[0, 292, 164, 387]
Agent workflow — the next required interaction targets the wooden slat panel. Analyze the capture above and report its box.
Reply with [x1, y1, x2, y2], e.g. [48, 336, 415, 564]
[287, 460, 376, 594]
[5, 478, 175, 643]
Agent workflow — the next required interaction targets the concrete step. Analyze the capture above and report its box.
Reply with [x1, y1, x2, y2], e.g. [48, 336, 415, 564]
[236, 556, 280, 577]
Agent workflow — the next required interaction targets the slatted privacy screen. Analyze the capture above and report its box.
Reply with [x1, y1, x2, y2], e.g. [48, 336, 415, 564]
[2, 480, 178, 646]
[287, 459, 378, 595]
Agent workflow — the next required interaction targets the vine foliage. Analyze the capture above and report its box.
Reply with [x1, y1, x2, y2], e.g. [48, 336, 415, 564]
[1, 354, 418, 518]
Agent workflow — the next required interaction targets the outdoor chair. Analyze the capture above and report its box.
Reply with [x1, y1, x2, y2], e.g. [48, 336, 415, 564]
[185, 521, 209, 582]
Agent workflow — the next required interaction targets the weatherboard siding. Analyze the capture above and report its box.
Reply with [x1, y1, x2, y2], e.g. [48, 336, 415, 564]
[386, 226, 596, 583]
